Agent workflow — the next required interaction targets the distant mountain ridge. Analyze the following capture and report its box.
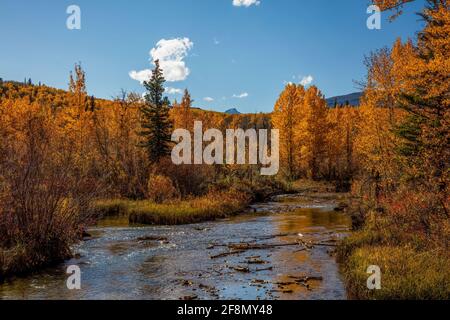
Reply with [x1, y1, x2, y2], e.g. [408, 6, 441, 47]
[223, 93, 363, 115]
[224, 108, 241, 115]
[326, 92, 362, 107]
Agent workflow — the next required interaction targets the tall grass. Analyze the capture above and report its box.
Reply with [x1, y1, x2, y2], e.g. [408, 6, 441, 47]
[341, 245, 449, 300]
[338, 187, 450, 300]
[94, 189, 252, 225]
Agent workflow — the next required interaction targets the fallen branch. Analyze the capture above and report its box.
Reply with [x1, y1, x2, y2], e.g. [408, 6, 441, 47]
[228, 242, 303, 251]
[210, 250, 245, 259]
[255, 266, 273, 272]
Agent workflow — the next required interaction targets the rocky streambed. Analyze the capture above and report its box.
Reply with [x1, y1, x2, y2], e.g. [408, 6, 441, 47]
[0, 192, 351, 300]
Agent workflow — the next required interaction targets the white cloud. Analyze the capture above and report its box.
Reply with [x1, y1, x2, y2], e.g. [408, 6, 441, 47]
[203, 97, 214, 102]
[165, 87, 183, 95]
[129, 69, 153, 84]
[129, 37, 193, 83]
[233, 92, 249, 98]
[300, 75, 314, 86]
[233, 0, 260, 7]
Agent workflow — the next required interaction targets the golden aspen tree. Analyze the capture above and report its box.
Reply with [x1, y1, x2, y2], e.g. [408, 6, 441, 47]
[69, 63, 87, 114]
[272, 84, 304, 179]
[326, 106, 343, 180]
[300, 86, 330, 180]
[395, 3, 450, 188]
[326, 105, 360, 189]
[372, 0, 415, 20]
[176, 89, 194, 130]
[354, 40, 416, 194]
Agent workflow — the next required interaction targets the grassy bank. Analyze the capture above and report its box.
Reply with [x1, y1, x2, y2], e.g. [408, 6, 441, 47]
[339, 244, 449, 300]
[94, 189, 254, 225]
[0, 244, 71, 282]
[93, 178, 291, 225]
[338, 209, 450, 300]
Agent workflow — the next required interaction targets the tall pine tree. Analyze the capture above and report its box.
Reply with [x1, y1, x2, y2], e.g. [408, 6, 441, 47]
[140, 60, 173, 163]
[395, 2, 449, 188]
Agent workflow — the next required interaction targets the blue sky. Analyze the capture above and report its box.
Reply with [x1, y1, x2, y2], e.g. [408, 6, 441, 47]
[0, 0, 425, 113]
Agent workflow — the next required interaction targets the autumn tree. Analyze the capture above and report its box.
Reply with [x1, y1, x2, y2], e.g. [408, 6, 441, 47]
[139, 60, 173, 164]
[395, 2, 449, 190]
[327, 104, 360, 190]
[272, 84, 304, 179]
[0, 87, 100, 278]
[370, 0, 449, 189]
[372, 0, 416, 20]
[354, 39, 417, 197]
[69, 63, 88, 113]
[300, 86, 330, 180]
[174, 89, 193, 130]
[92, 90, 148, 199]
[354, 0, 449, 239]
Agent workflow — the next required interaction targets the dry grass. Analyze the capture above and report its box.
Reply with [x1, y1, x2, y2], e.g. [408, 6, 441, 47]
[341, 245, 449, 300]
[94, 189, 252, 225]
[338, 187, 450, 300]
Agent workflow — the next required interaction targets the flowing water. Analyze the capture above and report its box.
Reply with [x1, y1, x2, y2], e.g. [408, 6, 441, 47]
[0, 194, 351, 300]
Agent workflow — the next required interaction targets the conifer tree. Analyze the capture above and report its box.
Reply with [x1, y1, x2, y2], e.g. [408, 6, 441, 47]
[395, 2, 449, 188]
[86, 95, 96, 112]
[140, 60, 173, 163]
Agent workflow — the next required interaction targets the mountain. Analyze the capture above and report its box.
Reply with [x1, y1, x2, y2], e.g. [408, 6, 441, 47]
[326, 92, 362, 107]
[224, 108, 241, 115]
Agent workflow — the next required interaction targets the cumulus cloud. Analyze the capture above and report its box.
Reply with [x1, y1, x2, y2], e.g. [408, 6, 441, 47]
[129, 69, 153, 84]
[203, 97, 214, 102]
[233, 0, 260, 7]
[300, 75, 314, 86]
[233, 92, 249, 98]
[129, 37, 193, 83]
[165, 87, 183, 95]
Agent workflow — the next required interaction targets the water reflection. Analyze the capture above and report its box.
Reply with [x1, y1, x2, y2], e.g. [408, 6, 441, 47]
[0, 196, 351, 300]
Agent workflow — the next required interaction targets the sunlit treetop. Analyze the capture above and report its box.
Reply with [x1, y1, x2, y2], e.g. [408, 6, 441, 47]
[373, 0, 448, 20]
[373, 0, 415, 11]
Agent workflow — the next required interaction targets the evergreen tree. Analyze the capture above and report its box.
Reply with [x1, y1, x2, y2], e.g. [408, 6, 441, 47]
[140, 60, 173, 163]
[86, 95, 96, 112]
[162, 96, 172, 108]
[394, 3, 449, 188]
